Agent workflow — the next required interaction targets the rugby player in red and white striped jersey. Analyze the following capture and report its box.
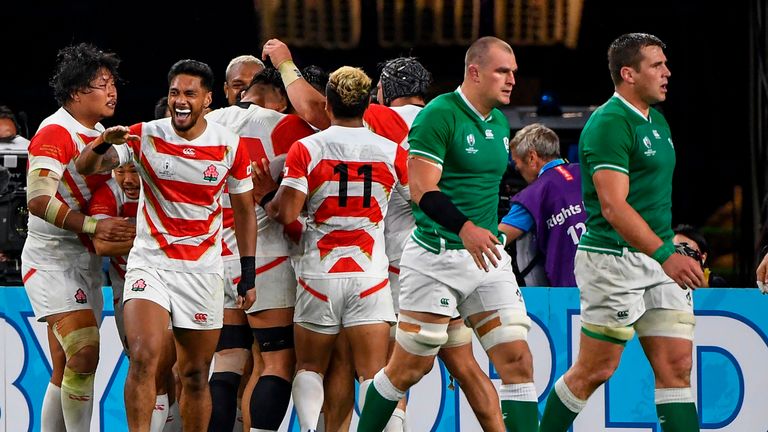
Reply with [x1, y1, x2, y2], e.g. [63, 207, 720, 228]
[77, 59, 257, 432]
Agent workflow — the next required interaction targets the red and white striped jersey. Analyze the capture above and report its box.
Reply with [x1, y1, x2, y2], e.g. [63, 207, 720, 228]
[22, 108, 118, 270]
[113, 118, 253, 275]
[206, 103, 315, 259]
[88, 178, 138, 289]
[377, 105, 422, 263]
[281, 125, 409, 279]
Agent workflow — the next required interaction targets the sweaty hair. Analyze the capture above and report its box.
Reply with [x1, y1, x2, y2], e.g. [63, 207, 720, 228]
[378, 57, 432, 105]
[464, 36, 513, 72]
[49, 43, 121, 106]
[225, 55, 264, 82]
[511, 123, 560, 159]
[243, 67, 291, 110]
[608, 33, 666, 86]
[168, 59, 215, 91]
[326, 66, 371, 119]
[673, 224, 710, 256]
[302, 65, 330, 93]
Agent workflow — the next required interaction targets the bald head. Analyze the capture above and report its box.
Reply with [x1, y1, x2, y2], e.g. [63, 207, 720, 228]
[464, 36, 513, 75]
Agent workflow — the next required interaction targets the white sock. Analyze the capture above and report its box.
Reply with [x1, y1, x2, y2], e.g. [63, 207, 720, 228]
[292, 370, 324, 432]
[554, 376, 587, 413]
[358, 379, 373, 412]
[655, 387, 694, 404]
[41, 382, 66, 432]
[163, 401, 182, 432]
[234, 406, 244, 432]
[150, 394, 170, 432]
[373, 369, 406, 402]
[499, 382, 538, 402]
[383, 408, 406, 432]
[60, 376, 95, 431]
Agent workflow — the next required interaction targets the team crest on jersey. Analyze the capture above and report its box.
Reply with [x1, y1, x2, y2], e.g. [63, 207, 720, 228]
[465, 134, 478, 154]
[642, 136, 656, 157]
[131, 279, 147, 292]
[74, 288, 87, 304]
[158, 158, 175, 178]
[203, 164, 219, 182]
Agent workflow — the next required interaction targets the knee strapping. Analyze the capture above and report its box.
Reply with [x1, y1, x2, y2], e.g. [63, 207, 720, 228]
[62, 366, 95, 397]
[582, 322, 635, 344]
[634, 309, 695, 340]
[443, 322, 473, 348]
[474, 310, 530, 351]
[213, 348, 250, 374]
[53, 324, 100, 360]
[395, 315, 449, 356]
[253, 325, 294, 352]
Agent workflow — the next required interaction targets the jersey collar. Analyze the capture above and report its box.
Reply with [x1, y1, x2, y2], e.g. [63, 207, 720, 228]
[456, 87, 493, 122]
[613, 92, 651, 123]
[538, 158, 567, 177]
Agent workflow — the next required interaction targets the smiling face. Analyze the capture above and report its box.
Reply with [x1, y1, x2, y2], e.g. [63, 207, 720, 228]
[168, 74, 211, 137]
[224, 62, 264, 105]
[114, 163, 140, 200]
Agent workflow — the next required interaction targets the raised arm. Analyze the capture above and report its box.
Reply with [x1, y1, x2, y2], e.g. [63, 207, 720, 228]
[76, 125, 138, 175]
[262, 38, 330, 130]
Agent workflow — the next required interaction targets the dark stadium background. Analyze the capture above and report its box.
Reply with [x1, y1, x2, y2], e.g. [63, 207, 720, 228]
[1, 0, 760, 286]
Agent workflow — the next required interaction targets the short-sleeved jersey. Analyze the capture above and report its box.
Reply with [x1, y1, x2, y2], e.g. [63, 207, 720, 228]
[88, 178, 138, 287]
[369, 104, 421, 263]
[206, 103, 315, 259]
[363, 104, 409, 145]
[113, 119, 253, 275]
[578, 94, 675, 255]
[407, 88, 510, 253]
[281, 125, 409, 279]
[22, 108, 114, 270]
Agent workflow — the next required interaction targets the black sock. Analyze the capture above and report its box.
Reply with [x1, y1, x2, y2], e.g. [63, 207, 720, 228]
[208, 371, 241, 432]
[250, 375, 292, 430]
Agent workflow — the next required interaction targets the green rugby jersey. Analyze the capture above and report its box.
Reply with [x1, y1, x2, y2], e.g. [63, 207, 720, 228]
[408, 88, 510, 252]
[578, 94, 675, 255]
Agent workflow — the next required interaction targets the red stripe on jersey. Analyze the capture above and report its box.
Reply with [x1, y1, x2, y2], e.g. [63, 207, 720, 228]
[271, 114, 315, 156]
[314, 196, 384, 224]
[364, 104, 409, 144]
[28, 124, 77, 164]
[554, 165, 574, 181]
[284, 220, 303, 244]
[140, 153, 223, 207]
[283, 142, 311, 181]
[241, 137, 268, 165]
[222, 207, 235, 229]
[329, 257, 364, 273]
[143, 206, 219, 261]
[306, 160, 396, 197]
[256, 256, 288, 274]
[298, 278, 328, 302]
[232, 276, 241, 285]
[60, 170, 88, 210]
[22, 268, 37, 284]
[317, 229, 374, 259]
[142, 184, 222, 238]
[388, 265, 400, 275]
[83, 173, 112, 195]
[122, 202, 138, 218]
[360, 279, 388, 298]
[151, 136, 229, 161]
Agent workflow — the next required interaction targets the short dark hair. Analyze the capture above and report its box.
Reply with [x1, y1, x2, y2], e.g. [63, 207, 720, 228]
[608, 33, 666, 85]
[244, 67, 291, 110]
[0, 106, 20, 136]
[168, 59, 214, 91]
[49, 43, 121, 106]
[326, 66, 371, 119]
[153, 96, 169, 120]
[302, 65, 330, 93]
[673, 224, 709, 256]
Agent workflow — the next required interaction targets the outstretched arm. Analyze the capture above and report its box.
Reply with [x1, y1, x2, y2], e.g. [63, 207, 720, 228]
[76, 126, 138, 175]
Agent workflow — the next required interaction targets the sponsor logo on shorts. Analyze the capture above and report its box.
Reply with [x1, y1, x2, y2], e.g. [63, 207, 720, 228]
[74, 289, 87, 304]
[203, 164, 219, 182]
[131, 279, 147, 292]
[617, 310, 629, 319]
[440, 298, 450, 307]
[193, 313, 208, 323]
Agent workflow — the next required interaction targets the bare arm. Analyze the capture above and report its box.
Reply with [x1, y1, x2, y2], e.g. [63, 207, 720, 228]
[93, 237, 134, 257]
[265, 186, 306, 225]
[498, 224, 525, 246]
[76, 126, 138, 175]
[262, 38, 331, 130]
[230, 190, 257, 259]
[593, 169, 704, 287]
